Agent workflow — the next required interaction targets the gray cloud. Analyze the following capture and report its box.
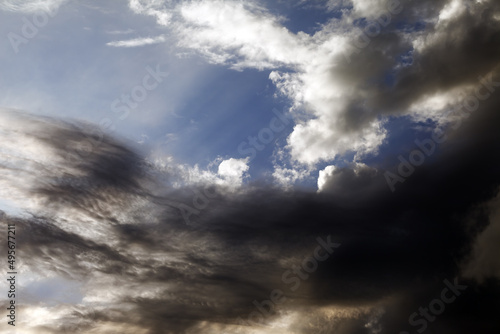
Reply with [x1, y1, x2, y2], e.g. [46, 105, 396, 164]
[1, 101, 500, 333]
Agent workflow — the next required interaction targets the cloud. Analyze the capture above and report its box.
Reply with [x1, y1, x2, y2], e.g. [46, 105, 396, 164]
[217, 157, 250, 186]
[1, 96, 500, 333]
[128, 0, 174, 26]
[106, 35, 166, 48]
[462, 188, 500, 282]
[0, 0, 66, 14]
[105, 28, 135, 35]
[317, 162, 386, 196]
[148, 155, 250, 191]
[174, 1, 312, 70]
[272, 165, 311, 188]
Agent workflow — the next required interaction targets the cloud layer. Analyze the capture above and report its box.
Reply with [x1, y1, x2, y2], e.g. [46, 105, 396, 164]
[1, 93, 500, 333]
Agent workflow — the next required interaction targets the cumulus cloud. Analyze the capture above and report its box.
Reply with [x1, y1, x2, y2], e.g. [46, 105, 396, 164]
[217, 157, 250, 186]
[317, 163, 383, 195]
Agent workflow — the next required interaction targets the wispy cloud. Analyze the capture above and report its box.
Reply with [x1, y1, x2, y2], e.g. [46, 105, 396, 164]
[106, 28, 135, 35]
[0, 0, 66, 13]
[106, 35, 166, 48]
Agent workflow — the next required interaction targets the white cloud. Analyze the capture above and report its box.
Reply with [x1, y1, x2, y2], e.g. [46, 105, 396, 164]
[174, 1, 312, 70]
[150, 155, 250, 191]
[272, 165, 310, 189]
[438, 0, 466, 23]
[106, 28, 135, 35]
[350, 0, 392, 18]
[128, 0, 174, 26]
[317, 162, 381, 193]
[106, 35, 166, 48]
[217, 157, 250, 186]
[0, 0, 66, 13]
[317, 165, 337, 192]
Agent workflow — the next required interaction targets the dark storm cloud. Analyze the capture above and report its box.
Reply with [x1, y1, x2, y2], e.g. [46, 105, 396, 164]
[374, 5, 500, 114]
[462, 191, 500, 282]
[332, 0, 500, 133]
[10, 214, 133, 278]
[2, 90, 500, 334]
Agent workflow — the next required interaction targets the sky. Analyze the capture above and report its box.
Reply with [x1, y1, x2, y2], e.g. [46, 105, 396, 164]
[0, 0, 500, 333]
